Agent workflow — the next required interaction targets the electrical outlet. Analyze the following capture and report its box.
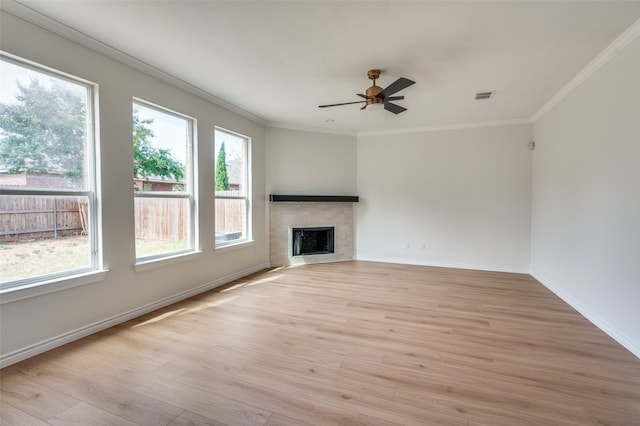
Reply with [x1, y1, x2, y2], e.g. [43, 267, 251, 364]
[404, 242, 410, 249]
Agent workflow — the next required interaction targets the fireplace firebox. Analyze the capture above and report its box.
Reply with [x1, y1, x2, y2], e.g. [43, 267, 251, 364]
[292, 227, 334, 256]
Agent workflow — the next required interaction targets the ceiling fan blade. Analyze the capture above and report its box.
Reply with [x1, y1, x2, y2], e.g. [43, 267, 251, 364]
[384, 102, 407, 114]
[357, 93, 369, 99]
[380, 77, 415, 97]
[360, 104, 367, 110]
[318, 100, 367, 108]
[386, 95, 404, 101]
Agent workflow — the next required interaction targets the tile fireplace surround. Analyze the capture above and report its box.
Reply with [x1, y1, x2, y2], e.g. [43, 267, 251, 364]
[269, 199, 356, 266]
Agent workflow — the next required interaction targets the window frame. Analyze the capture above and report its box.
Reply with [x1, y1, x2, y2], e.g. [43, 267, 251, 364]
[0, 52, 101, 292]
[214, 127, 252, 249]
[132, 99, 197, 263]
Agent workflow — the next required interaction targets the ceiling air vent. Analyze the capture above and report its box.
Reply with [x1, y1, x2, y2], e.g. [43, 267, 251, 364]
[475, 91, 495, 100]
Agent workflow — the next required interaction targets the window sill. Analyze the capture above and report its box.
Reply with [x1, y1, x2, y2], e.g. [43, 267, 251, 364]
[134, 250, 203, 273]
[0, 270, 109, 305]
[215, 239, 254, 253]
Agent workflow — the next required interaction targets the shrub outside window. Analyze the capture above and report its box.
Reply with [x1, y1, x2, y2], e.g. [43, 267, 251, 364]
[0, 54, 99, 288]
[132, 100, 195, 261]
[214, 128, 250, 247]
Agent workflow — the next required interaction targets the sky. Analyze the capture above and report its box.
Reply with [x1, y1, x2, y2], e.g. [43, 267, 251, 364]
[134, 102, 189, 166]
[0, 57, 70, 104]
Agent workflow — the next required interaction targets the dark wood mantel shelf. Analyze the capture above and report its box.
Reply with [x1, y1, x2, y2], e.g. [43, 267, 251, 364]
[269, 195, 359, 203]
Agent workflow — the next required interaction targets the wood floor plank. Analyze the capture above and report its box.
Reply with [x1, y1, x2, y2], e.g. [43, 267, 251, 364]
[0, 402, 50, 426]
[139, 376, 272, 426]
[5, 358, 182, 425]
[168, 409, 228, 426]
[262, 413, 315, 426]
[150, 361, 360, 426]
[2, 261, 640, 425]
[0, 369, 79, 421]
[46, 401, 138, 426]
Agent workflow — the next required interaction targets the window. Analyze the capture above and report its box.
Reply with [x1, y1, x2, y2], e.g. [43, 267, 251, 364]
[214, 128, 250, 247]
[0, 54, 99, 288]
[132, 101, 195, 261]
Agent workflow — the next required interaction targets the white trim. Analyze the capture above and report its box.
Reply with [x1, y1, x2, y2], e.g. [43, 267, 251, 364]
[531, 269, 640, 359]
[0, 1, 266, 126]
[532, 17, 640, 122]
[0, 270, 108, 305]
[0, 262, 270, 368]
[267, 121, 358, 137]
[268, 119, 533, 138]
[134, 251, 203, 273]
[355, 255, 530, 275]
[357, 119, 532, 137]
[215, 239, 255, 253]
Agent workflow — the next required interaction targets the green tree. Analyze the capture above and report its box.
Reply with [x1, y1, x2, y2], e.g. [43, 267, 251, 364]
[215, 141, 230, 191]
[0, 78, 184, 187]
[132, 114, 184, 183]
[0, 79, 86, 181]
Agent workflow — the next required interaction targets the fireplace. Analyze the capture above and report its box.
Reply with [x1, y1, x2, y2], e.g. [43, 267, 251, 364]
[292, 227, 334, 256]
[269, 195, 357, 266]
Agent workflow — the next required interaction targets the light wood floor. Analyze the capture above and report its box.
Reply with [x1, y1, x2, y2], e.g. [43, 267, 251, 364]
[2, 261, 640, 425]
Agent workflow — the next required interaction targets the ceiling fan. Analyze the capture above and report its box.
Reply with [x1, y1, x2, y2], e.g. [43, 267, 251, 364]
[318, 69, 415, 114]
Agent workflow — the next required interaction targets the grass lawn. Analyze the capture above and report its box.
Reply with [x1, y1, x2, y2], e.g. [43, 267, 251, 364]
[1, 236, 187, 283]
[0, 236, 90, 283]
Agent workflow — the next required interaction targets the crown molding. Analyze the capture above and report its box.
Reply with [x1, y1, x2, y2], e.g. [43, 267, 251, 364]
[1, 1, 267, 126]
[532, 17, 640, 123]
[268, 119, 533, 139]
[357, 118, 532, 138]
[266, 121, 358, 137]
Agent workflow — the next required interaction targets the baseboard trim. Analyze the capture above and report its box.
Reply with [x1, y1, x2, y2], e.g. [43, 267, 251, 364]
[0, 262, 270, 368]
[531, 269, 640, 360]
[355, 255, 530, 274]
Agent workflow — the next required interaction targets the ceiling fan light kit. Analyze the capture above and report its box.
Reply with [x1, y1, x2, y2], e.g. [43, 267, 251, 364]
[319, 69, 415, 114]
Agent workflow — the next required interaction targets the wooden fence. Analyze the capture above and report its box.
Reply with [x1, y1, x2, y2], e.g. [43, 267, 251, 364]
[0, 195, 87, 241]
[134, 197, 188, 241]
[215, 198, 246, 235]
[1, 195, 245, 241]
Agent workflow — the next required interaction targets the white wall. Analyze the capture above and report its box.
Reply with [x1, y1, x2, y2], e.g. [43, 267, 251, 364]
[264, 125, 533, 275]
[265, 127, 357, 196]
[0, 11, 269, 365]
[531, 35, 640, 356]
[357, 125, 533, 272]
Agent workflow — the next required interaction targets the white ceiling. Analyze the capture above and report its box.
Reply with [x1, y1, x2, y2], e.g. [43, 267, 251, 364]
[9, 1, 640, 134]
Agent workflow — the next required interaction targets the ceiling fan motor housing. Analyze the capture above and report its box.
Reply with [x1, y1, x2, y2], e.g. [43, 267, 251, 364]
[366, 69, 384, 105]
[365, 85, 384, 105]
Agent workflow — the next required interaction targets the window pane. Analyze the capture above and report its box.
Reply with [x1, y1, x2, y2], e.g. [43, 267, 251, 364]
[133, 103, 188, 193]
[0, 58, 89, 190]
[0, 194, 91, 284]
[215, 198, 246, 244]
[214, 129, 246, 196]
[214, 128, 249, 247]
[134, 197, 190, 258]
[132, 101, 194, 260]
